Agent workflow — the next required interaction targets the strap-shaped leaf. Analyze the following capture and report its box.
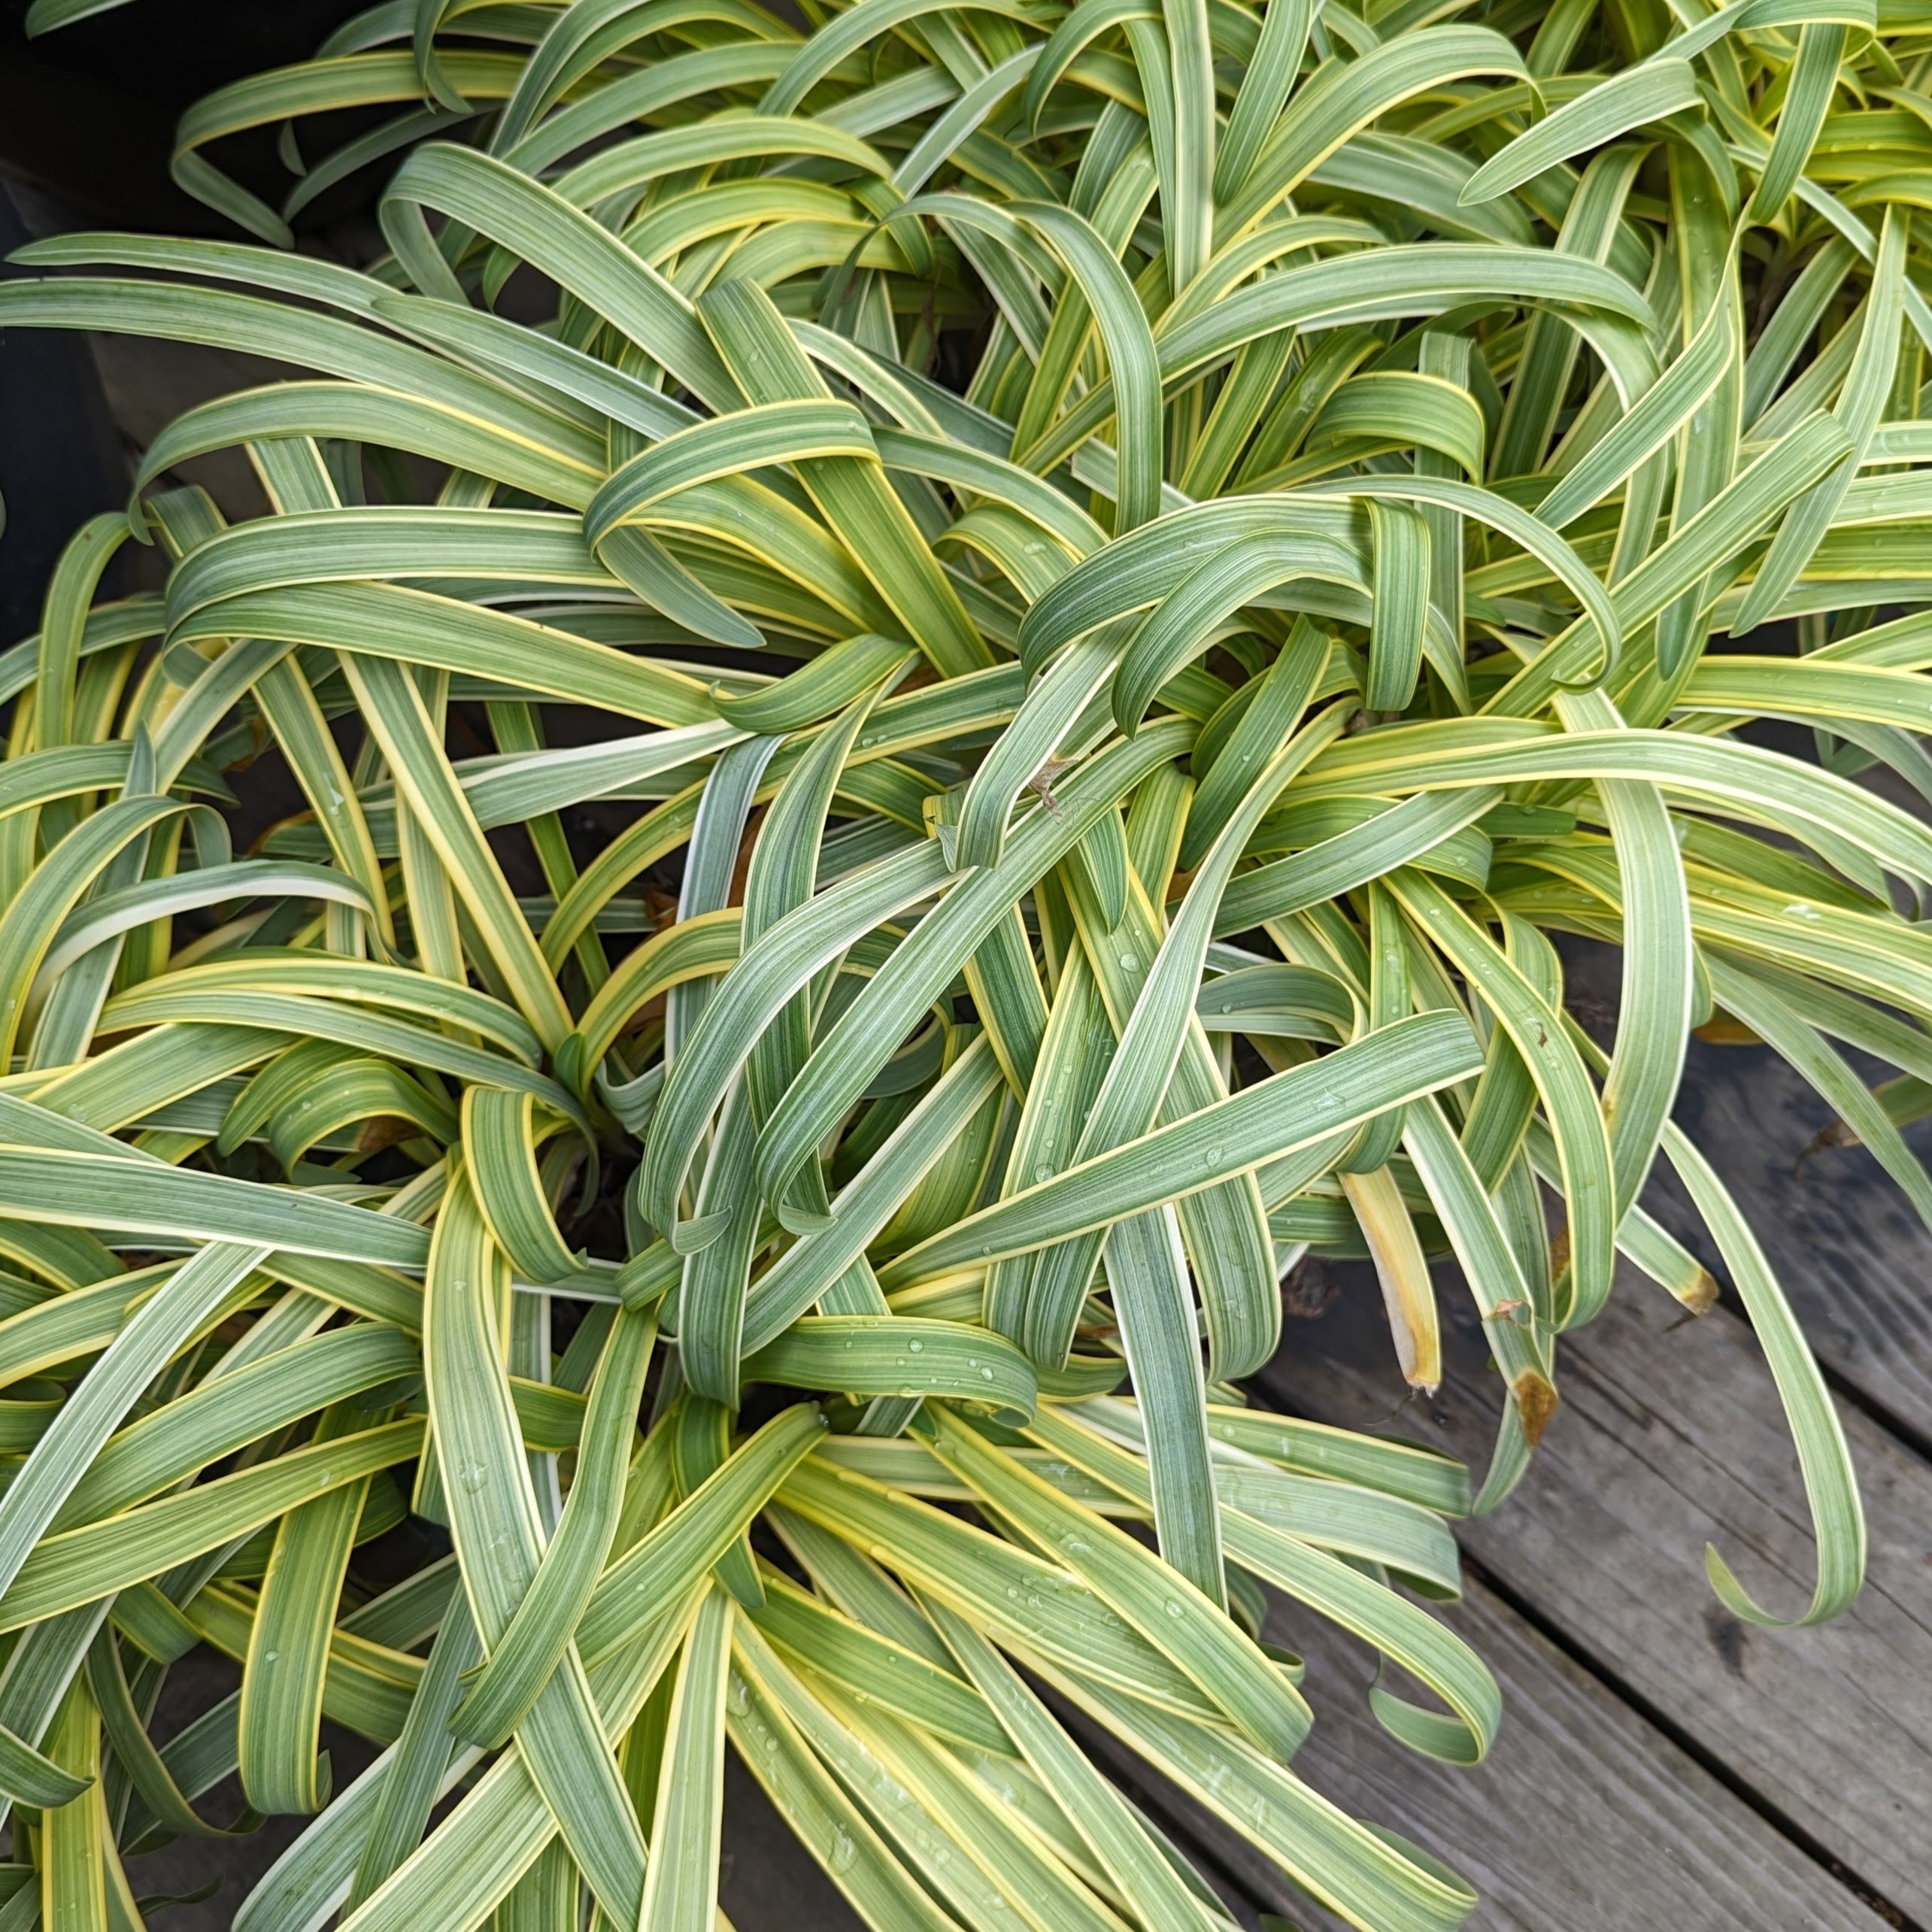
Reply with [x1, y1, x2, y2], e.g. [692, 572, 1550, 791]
[696, 280, 989, 678]
[743, 1036, 1005, 1349]
[635, 845, 948, 1233]
[916, 1404, 1311, 1762]
[1462, 61, 1702, 205]
[463, 1088, 581, 1285]
[1310, 372, 1488, 478]
[55, 1325, 418, 1539]
[714, 635, 914, 732]
[587, 400, 878, 542]
[424, 1171, 647, 1924]
[744, 1316, 1036, 1418]
[0, 1148, 428, 1266]
[1033, 1400, 1500, 1762]
[382, 142, 739, 408]
[1037, 1653, 1478, 1931]
[240, 1401, 374, 1815]
[1018, 709, 1345, 1362]
[727, 1615, 1016, 1931]
[749, 1566, 1010, 1754]
[881, 1008, 1482, 1283]
[755, 721, 1197, 1215]
[1104, 1208, 1226, 1603]
[345, 1595, 478, 1909]
[1734, 205, 1906, 635]
[345, 655, 573, 1049]
[577, 1403, 826, 1665]
[778, 1455, 1225, 1719]
[450, 1305, 656, 1747]
[638, 1588, 733, 1932]
[1366, 499, 1432, 714]
[0, 1418, 424, 1635]
[1221, 26, 1528, 234]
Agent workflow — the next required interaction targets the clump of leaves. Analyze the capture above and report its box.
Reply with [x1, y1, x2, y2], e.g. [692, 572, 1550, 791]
[0, 0, 1925, 1924]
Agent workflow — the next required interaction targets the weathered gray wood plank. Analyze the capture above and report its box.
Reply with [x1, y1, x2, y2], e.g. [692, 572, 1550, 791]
[1257, 1259, 1932, 1924]
[1656, 1032, 1932, 1446]
[1093, 1571, 1887, 1932]
[1565, 924, 1932, 1450]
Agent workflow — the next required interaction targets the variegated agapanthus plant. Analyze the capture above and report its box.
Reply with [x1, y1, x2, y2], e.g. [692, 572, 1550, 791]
[0, 0, 1923, 1921]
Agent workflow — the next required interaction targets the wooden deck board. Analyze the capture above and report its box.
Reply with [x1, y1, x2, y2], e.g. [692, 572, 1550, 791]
[1256, 1261, 1932, 1924]
[1095, 1574, 1888, 1932]
[1654, 1033, 1932, 1447]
